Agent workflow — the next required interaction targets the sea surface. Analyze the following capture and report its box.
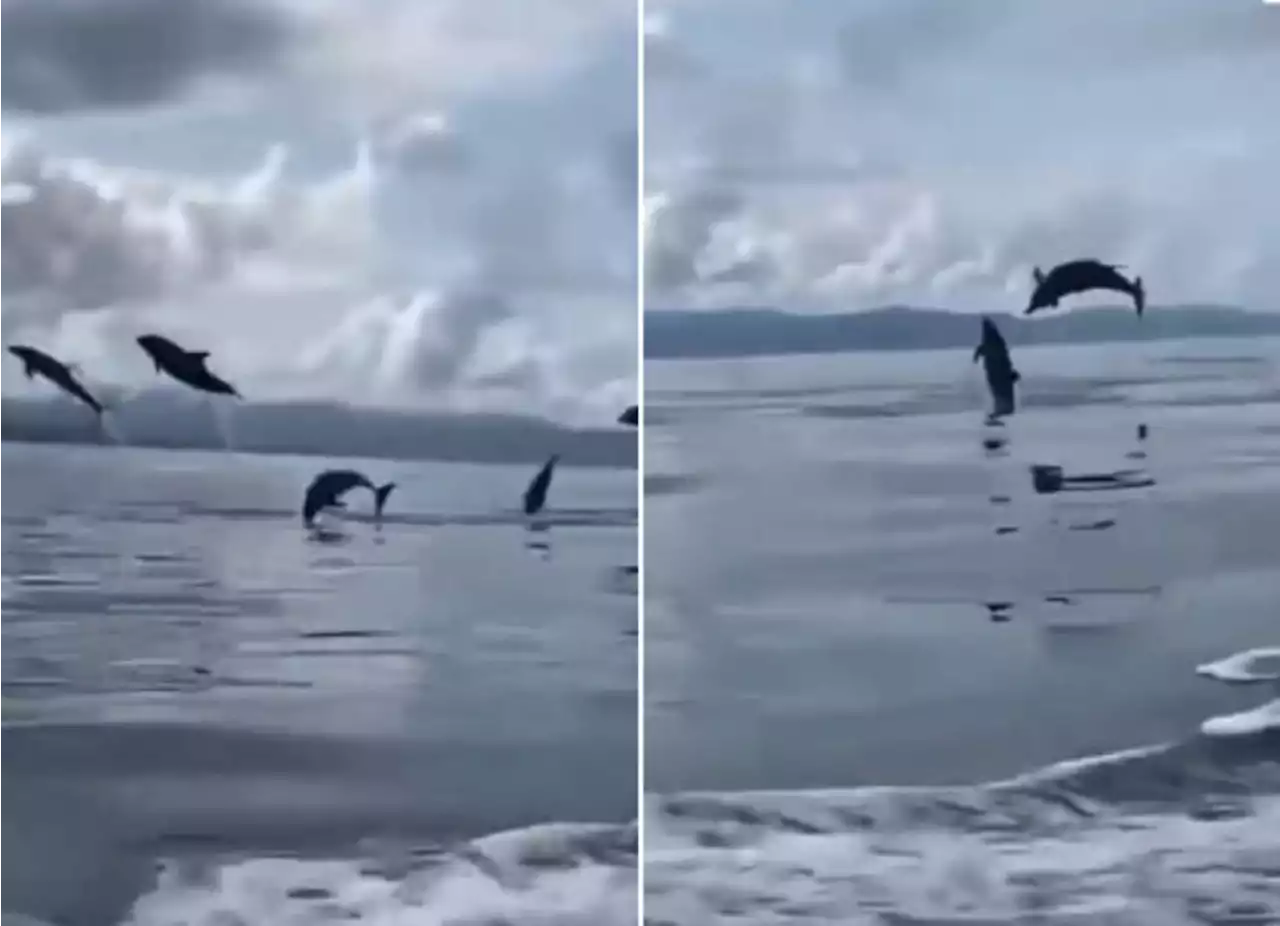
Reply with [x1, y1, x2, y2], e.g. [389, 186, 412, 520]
[1, 442, 638, 926]
[643, 335, 1280, 924]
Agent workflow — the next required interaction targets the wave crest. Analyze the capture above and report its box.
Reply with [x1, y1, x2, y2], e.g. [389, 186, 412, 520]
[119, 821, 637, 926]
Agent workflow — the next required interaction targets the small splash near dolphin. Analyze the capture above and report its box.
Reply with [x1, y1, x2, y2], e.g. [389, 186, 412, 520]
[208, 396, 238, 452]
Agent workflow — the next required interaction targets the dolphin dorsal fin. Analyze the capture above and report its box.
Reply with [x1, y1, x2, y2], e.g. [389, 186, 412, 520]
[189, 350, 210, 361]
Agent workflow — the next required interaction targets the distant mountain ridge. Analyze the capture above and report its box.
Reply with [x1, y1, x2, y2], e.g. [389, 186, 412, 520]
[645, 305, 1280, 359]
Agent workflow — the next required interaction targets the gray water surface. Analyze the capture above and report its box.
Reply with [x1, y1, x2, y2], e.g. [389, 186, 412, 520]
[2, 444, 637, 926]
[645, 337, 1280, 793]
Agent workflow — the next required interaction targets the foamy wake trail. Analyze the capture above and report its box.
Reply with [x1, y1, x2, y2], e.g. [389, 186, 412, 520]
[645, 737, 1280, 926]
[120, 822, 637, 926]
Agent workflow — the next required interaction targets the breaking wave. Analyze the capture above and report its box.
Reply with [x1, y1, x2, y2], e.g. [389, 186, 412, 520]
[118, 821, 637, 926]
[646, 647, 1280, 925]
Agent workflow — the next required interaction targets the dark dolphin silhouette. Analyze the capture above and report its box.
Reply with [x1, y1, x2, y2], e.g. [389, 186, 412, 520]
[136, 334, 242, 398]
[973, 316, 1019, 421]
[7, 345, 105, 416]
[302, 469, 396, 526]
[523, 454, 559, 516]
[618, 405, 639, 426]
[1026, 259, 1145, 318]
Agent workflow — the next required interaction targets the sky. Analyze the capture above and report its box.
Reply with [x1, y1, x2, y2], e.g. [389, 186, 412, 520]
[1, 0, 638, 425]
[644, 0, 1280, 314]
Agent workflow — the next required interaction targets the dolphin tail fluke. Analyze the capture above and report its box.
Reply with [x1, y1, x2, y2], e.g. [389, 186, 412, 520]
[374, 482, 397, 519]
[1132, 276, 1145, 318]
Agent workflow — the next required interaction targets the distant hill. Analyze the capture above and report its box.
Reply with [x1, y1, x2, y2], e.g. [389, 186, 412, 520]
[644, 305, 1280, 359]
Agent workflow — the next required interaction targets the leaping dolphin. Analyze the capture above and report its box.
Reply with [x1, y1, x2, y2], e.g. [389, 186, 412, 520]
[523, 454, 559, 516]
[302, 469, 397, 527]
[7, 345, 106, 417]
[136, 334, 242, 398]
[973, 316, 1020, 422]
[1026, 259, 1145, 318]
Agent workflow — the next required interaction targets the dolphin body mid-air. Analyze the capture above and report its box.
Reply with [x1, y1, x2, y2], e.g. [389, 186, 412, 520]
[973, 316, 1020, 422]
[302, 469, 397, 527]
[1025, 259, 1145, 318]
[618, 405, 639, 426]
[7, 345, 106, 417]
[136, 334, 242, 398]
[523, 455, 560, 516]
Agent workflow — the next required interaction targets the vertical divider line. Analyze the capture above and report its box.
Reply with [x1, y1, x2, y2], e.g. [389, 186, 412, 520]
[634, 0, 648, 918]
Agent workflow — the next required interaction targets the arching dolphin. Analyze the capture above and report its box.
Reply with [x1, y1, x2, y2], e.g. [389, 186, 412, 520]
[973, 316, 1019, 421]
[7, 345, 105, 416]
[1025, 259, 1145, 318]
[136, 334, 242, 398]
[618, 405, 639, 426]
[302, 469, 397, 526]
[523, 454, 559, 516]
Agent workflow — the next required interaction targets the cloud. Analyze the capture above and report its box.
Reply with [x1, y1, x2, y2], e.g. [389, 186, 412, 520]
[372, 111, 469, 175]
[645, 0, 1280, 313]
[2, 136, 634, 426]
[0, 138, 376, 330]
[1, 0, 637, 430]
[1, 0, 291, 114]
[2, 0, 637, 120]
[285, 0, 636, 117]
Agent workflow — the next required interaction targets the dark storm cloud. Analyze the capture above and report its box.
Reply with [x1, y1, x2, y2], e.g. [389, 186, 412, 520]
[1, 0, 294, 114]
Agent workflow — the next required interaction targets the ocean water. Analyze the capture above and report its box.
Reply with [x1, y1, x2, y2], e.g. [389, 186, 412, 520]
[1, 442, 638, 926]
[643, 335, 1280, 924]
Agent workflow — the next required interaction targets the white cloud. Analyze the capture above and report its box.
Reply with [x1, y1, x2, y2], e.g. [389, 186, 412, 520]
[645, 0, 1280, 313]
[2, 0, 638, 427]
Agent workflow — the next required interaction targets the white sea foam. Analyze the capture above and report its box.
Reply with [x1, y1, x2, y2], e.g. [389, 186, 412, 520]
[1202, 698, 1280, 738]
[1197, 647, 1280, 684]
[645, 793, 1280, 925]
[119, 822, 637, 926]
